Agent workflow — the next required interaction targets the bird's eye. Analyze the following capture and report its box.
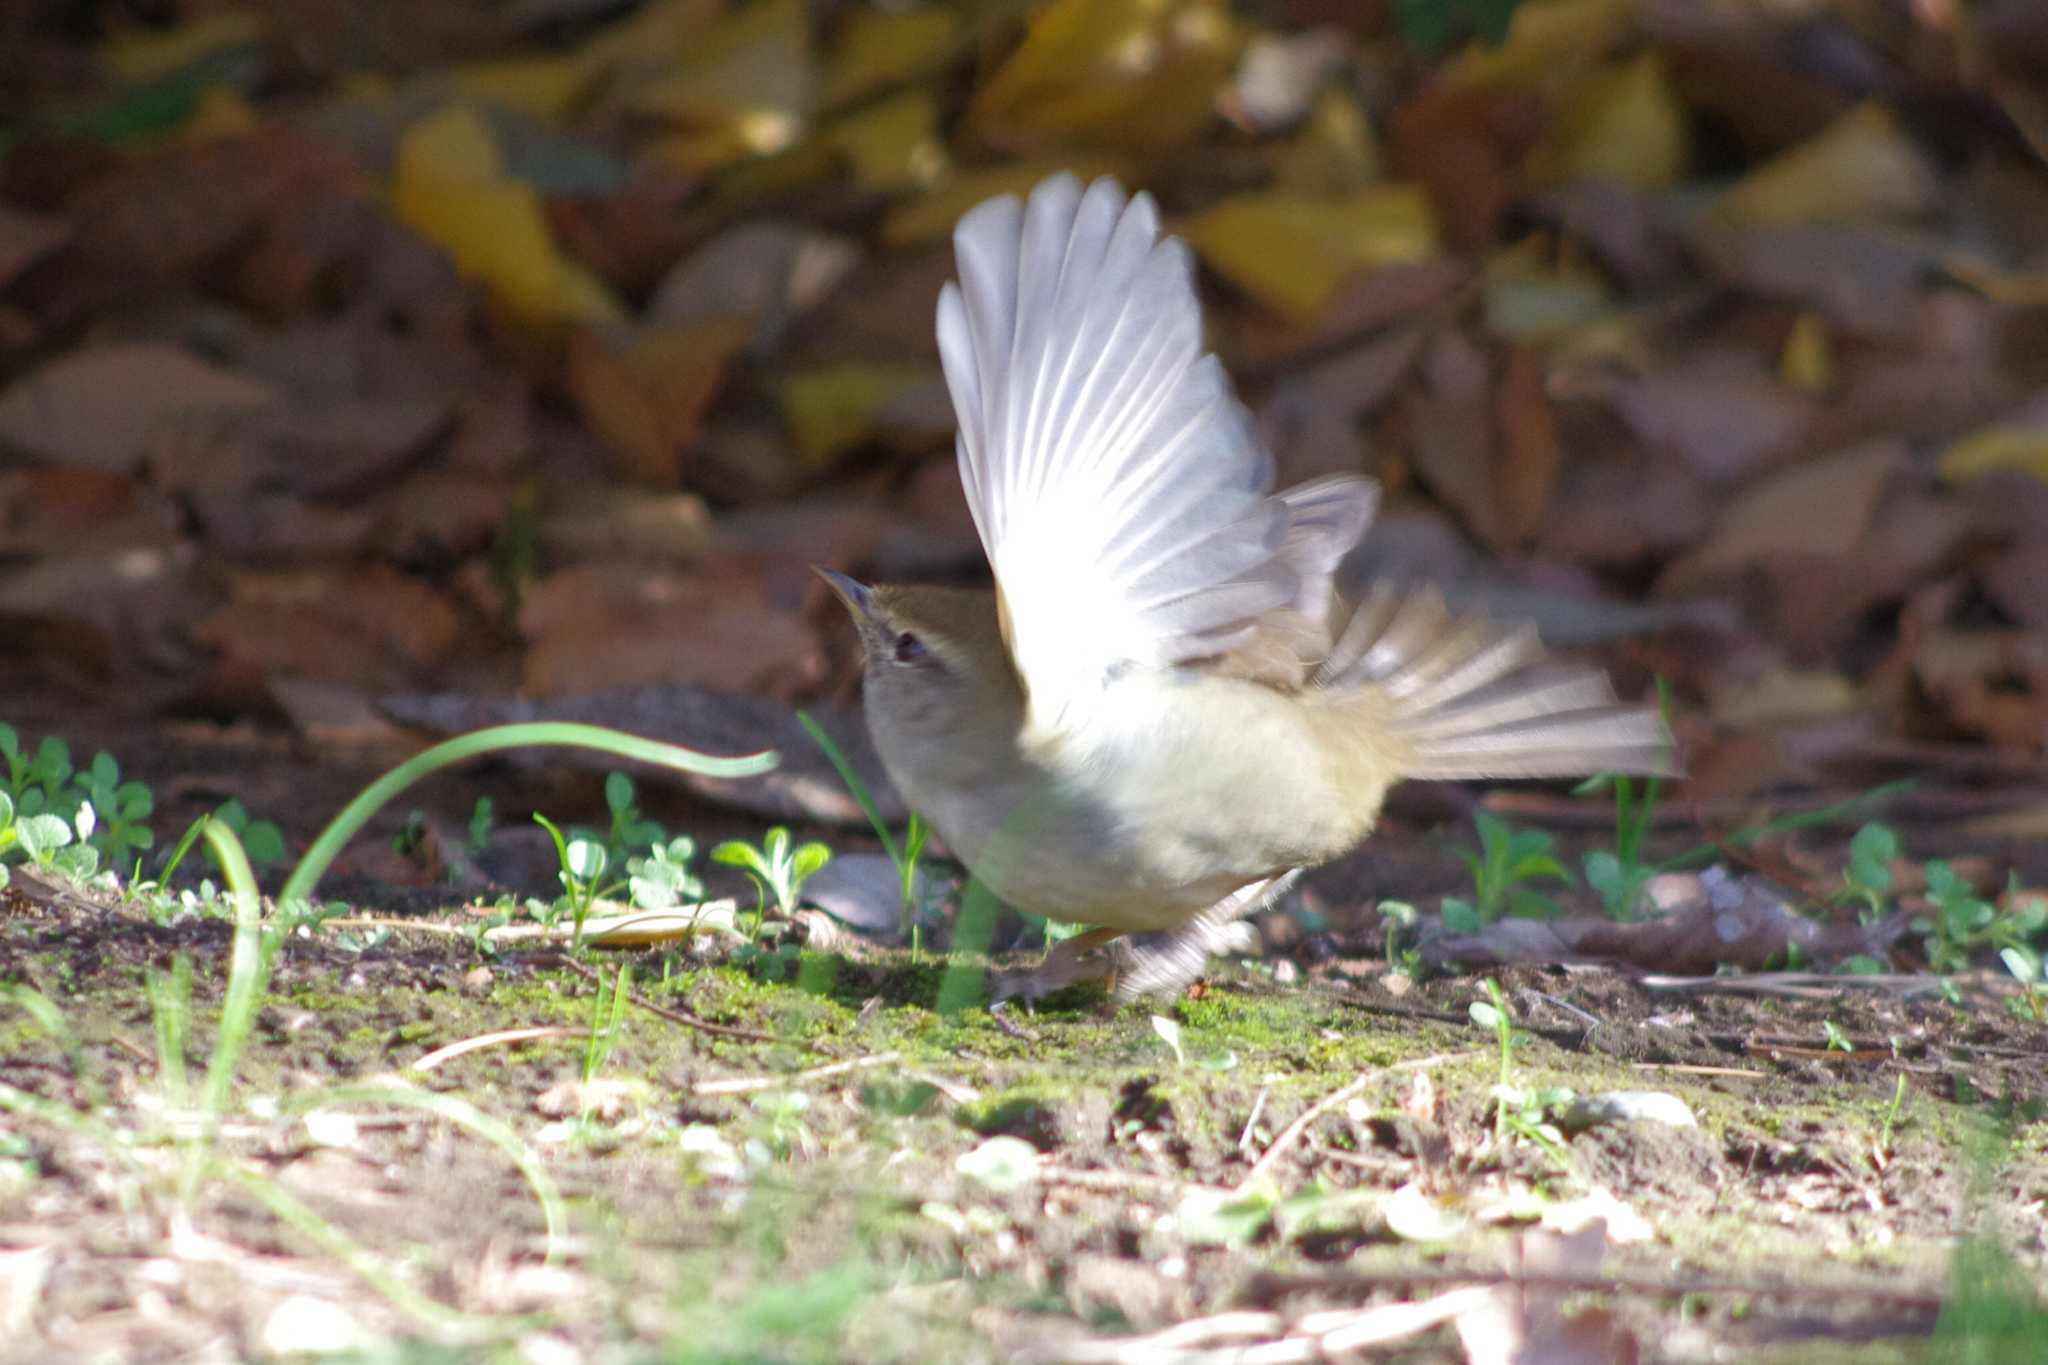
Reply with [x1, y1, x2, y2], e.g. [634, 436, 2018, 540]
[892, 631, 926, 663]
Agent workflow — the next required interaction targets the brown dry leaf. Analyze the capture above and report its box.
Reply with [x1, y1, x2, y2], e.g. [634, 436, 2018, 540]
[1179, 185, 1439, 322]
[967, 0, 1243, 152]
[1387, 85, 1529, 251]
[1400, 332, 1504, 547]
[542, 484, 717, 567]
[0, 343, 279, 474]
[520, 564, 823, 700]
[1715, 102, 1939, 229]
[647, 220, 859, 353]
[65, 130, 363, 288]
[1494, 347, 1562, 546]
[1660, 440, 1904, 592]
[565, 316, 752, 485]
[0, 468, 177, 556]
[0, 204, 68, 289]
[194, 565, 466, 690]
[1607, 352, 1815, 483]
[1911, 628, 2048, 752]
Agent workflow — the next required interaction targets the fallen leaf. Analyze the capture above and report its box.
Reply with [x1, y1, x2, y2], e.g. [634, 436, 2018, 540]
[1715, 102, 1939, 229]
[1938, 426, 2048, 487]
[0, 205, 69, 289]
[194, 565, 466, 689]
[1608, 352, 1814, 482]
[780, 365, 933, 468]
[390, 102, 623, 331]
[1527, 51, 1687, 189]
[565, 316, 752, 485]
[646, 220, 860, 354]
[820, 5, 963, 110]
[1274, 88, 1383, 194]
[879, 159, 1127, 249]
[1660, 440, 1904, 591]
[1180, 185, 1439, 321]
[520, 564, 823, 699]
[1444, 0, 1634, 91]
[1495, 347, 1562, 546]
[624, 0, 814, 170]
[1779, 312, 1834, 393]
[968, 0, 1243, 151]
[0, 343, 278, 474]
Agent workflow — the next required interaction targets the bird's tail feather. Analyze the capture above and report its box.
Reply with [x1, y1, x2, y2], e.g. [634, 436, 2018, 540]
[1320, 584, 1677, 781]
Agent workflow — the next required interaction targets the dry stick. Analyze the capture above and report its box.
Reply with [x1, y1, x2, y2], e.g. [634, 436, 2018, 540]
[411, 1027, 586, 1072]
[1251, 1265, 1948, 1314]
[1240, 1073, 1377, 1189]
[544, 953, 785, 1046]
[693, 1052, 900, 1096]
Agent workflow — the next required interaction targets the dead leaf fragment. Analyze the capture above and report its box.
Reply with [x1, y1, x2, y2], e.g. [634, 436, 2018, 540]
[0, 205, 69, 289]
[1660, 440, 1904, 590]
[0, 343, 278, 474]
[565, 316, 752, 485]
[1181, 185, 1439, 321]
[1716, 102, 1938, 228]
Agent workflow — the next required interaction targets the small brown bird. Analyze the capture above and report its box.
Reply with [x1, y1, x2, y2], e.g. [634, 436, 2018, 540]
[821, 174, 1673, 1000]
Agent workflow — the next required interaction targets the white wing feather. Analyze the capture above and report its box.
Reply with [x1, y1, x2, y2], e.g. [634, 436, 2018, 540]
[938, 174, 1341, 736]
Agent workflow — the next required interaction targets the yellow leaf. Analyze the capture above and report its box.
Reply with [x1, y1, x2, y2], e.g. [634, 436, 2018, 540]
[781, 365, 930, 468]
[451, 54, 592, 123]
[576, 0, 723, 73]
[166, 86, 261, 147]
[1717, 102, 1937, 228]
[1276, 90, 1382, 194]
[1779, 312, 1833, 393]
[1528, 52, 1686, 189]
[624, 0, 813, 169]
[1936, 427, 2048, 486]
[102, 9, 268, 85]
[880, 159, 1128, 248]
[969, 0, 1243, 151]
[1181, 186, 1440, 320]
[391, 105, 623, 331]
[821, 6, 963, 109]
[1444, 0, 1635, 91]
[823, 90, 946, 192]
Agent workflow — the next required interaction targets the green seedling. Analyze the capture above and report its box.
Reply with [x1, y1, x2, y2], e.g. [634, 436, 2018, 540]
[0, 725, 157, 876]
[1999, 945, 2047, 1022]
[1879, 1073, 1908, 1152]
[1469, 978, 1572, 1167]
[583, 962, 632, 1085]
[1915, 864, 2046, 974]
[713, 826, 832, 937]
[1823, 1019, 1853, 1052]
[467, 796, 495, 852]
[1443, 810, 1571, 929]
[1378, 899, 1422, 977]
[627, 835, 704, 910]
[797, 710, 930, 954]
[534, 812, 607, 946]
[1842, 821, 1898, 919]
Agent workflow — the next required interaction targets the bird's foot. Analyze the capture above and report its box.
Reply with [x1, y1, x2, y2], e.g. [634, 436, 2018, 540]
[989, 926, 1124, 1006]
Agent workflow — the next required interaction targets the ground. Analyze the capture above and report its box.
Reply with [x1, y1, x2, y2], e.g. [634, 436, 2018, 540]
[2, 704, 2044, 1363]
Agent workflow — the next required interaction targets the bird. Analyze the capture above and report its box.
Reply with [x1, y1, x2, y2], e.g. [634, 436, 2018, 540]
[818, 173, 1674, 1002]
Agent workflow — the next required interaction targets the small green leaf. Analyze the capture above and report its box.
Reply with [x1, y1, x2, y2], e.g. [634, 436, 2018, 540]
[1469, 1001, 1504, 1030]
[1441, 897, 1482, 932]
[1847, 823, 1896, 895]
[604, 771, 634, 813]
[18, 813, 74, 860]
[790, 841, 832, 886]
[565, 838, 606, 881]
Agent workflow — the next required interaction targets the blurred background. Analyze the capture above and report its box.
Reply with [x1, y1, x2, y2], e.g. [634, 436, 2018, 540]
[1, 0, 2045, 881]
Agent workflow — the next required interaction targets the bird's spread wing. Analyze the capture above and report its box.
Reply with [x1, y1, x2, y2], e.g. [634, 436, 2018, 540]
[937, 173, 1373, 737]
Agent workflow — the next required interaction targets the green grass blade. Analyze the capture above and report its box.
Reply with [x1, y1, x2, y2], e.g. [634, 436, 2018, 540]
[278, 723, 776, 910]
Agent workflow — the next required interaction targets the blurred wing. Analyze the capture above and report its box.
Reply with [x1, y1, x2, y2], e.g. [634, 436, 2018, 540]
[938, 173, 1365, 735]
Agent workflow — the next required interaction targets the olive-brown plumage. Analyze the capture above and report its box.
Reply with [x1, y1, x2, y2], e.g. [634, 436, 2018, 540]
[821, 175, 1674, 999]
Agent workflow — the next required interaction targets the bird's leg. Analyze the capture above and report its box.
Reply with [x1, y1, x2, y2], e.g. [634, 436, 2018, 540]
[990, 925, 1126, 1005]
[1110, 872, 1301, 1001]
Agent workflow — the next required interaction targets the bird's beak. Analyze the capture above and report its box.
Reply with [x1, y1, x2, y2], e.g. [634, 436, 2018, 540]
[812, 566, 877, 625]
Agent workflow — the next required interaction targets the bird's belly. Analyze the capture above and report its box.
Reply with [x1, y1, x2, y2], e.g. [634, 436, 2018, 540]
[917, 674, 1381, 933]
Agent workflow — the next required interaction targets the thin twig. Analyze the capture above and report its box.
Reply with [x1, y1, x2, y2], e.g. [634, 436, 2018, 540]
[1241, 1072, 1376, 1189]
[692, 1052, 900, 1096]
[411, 1027, 586, 1072]
[546, 953, 785, 1045]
